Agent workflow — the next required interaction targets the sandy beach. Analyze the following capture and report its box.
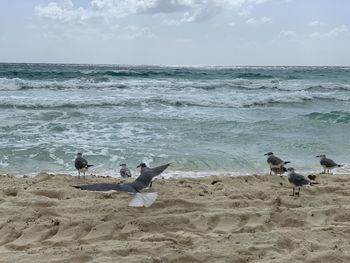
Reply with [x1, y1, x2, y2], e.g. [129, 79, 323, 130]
[0, 173, 349, 263]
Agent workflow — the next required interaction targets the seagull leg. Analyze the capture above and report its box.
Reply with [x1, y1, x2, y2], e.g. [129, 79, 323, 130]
[296, 187, 300, 196]
[78, 171, 80, 178]
[290, 187, 295, 196]
[269, 168, 272, 175]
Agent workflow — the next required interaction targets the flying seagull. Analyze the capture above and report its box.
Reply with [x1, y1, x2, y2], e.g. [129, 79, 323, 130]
[316, 155, 342, 174]
[74, 153, 93, 178]
[74, 162, 170, 207]
[264, 152, 290, 175]
[120, 164, 132, 178]
[286, 167, 317, 196]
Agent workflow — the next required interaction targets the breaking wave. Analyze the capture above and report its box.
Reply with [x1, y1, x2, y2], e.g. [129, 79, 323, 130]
[0, 90, 349, 109]
[303, 111, 350, 124]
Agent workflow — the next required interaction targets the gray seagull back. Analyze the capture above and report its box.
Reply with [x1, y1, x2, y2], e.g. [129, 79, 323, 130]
[288, 172, 310, 187]
[320, 157, 338, 168]
[267, 155, 283, 165]
[75, 157, 88, 170]
[120, 167, 132, 178]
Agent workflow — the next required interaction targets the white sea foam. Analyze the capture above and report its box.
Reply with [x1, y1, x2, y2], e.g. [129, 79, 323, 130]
[1, 88, 349, 109]
[1, 65, 350, 176]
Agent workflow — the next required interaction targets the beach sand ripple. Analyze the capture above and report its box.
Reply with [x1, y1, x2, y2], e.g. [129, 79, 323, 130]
[0, 173, 350, 262]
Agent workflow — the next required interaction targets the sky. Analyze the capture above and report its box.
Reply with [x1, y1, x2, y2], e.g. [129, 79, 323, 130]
[0, 0, 349, 66]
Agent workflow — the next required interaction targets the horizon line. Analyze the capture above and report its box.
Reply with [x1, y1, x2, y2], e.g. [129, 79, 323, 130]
[1, 61, 350, 68]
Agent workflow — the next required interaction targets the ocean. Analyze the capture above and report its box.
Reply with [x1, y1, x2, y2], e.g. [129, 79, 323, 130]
[0, 63, 350, 177]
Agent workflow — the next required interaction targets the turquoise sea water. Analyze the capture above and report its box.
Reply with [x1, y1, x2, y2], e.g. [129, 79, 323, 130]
[0, 63, 350, 176]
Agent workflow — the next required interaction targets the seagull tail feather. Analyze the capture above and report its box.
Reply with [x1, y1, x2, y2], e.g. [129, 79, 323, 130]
[128, 192, 158, 208]
[283, 161, 291, 165]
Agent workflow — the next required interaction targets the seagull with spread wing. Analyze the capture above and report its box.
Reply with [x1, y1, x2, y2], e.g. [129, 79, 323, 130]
[74, 162, 170, 207]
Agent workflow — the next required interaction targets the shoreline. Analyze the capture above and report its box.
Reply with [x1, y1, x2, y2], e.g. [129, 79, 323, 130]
[1, 164, 349, 179]
[1, 172, 350, 262]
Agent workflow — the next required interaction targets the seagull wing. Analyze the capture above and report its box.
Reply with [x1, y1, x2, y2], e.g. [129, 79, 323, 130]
[132, 163, 171, 191]
[289, 173, 310, 186]
[321, 158, 338, 168]
[267, 156, 283, 165]
[74, 183, 157, 207]
[74, 182, 137, 193]
[75, 157, 88, 170]
[141, 163, 171, 178]
[120, 167, 131, 177]
[125, 168, 132, 177]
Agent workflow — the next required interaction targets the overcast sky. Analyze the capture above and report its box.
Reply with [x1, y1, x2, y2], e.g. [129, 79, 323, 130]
[0, 0, 349, 66]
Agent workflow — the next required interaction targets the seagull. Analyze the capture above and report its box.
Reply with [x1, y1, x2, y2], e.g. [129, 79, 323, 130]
[74, 162, 171, 207]
[286, 167, 317, 196]
[136, 162, 170, 188]
[271, 166, 287, 176]
[119, 164, 132, 178]
[74, 153, 93, 178]
[264, 152, 290, 175]
[316, 155, 342, 174]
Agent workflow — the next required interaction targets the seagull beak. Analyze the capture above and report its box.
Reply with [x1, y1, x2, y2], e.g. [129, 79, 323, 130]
[264, 153, 268, 156]
[136, 164, 140, 168]
[316, 155, 320, 158]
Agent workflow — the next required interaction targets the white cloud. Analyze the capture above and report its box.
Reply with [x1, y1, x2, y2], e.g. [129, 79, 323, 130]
[35, 0, 115, 24]
[325, 25, 348, 37]
[163, 19, 181, 25]
[181, 4, 221, 23]
[246, 18, 256, 24]
[310, 25, 349, 38]
[310, 20, 323, 26]
[246, 17, 271, 25]
[279, 30, 296, 37]
[35, 0, 272, 24]
[228, 21, 236, 26]
[260, 17, 272, 23]
[238, 5, 252, 17]
[118, 25, 156, 40]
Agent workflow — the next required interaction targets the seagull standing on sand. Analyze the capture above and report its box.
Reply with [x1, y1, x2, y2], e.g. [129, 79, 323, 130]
[120, 164, 132, 178]
[287, 167, 317, 196]
[316, 155, 342, 174]
[264, 152, 290, 175]
[74, 153, 93, 178]
[271, 166, 288, 176]
[74, 162, 170, 207]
